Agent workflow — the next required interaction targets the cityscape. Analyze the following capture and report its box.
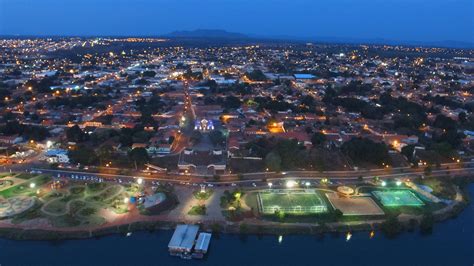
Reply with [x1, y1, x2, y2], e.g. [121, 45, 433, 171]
[0, 1, 473, 266]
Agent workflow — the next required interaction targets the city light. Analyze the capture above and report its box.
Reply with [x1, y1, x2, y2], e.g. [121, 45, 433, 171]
[381, 181, 387, 187]
[278, 235, 283, 244]
[29, 183, 36, 189]
[346, 232, 352, 241]
[286, 180, 296, 188]
[268, 182, 273, 189]
[396, 180, 402, 186]
[137, 178, 143, 185]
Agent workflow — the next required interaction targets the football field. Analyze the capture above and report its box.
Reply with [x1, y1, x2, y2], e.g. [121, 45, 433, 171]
[258, 190, 328, 214]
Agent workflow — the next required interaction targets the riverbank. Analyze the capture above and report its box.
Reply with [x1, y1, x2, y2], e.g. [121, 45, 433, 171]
[0, 182, 470, 241]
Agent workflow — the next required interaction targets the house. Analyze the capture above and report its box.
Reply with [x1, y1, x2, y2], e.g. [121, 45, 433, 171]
[0, 135, 22, 145]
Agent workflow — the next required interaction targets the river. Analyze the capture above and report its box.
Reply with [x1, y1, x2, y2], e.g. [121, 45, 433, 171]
[0, 184, 473, 266]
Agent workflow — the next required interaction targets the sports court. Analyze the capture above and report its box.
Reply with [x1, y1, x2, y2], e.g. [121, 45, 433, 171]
[258, 190, 328, 214]
[326, 193, 384, 216]
[372, 190, 424, 207]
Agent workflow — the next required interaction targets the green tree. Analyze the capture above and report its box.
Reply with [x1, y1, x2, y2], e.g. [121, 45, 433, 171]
[68, 146, 98, 165]
[380, 216, 403, 238]
[420, 214, 434, 235]
[128, 147, 149, 168]
[265, 152, 282, 172]
[66, 125, 86, 143]
[311, 132, 327, 147]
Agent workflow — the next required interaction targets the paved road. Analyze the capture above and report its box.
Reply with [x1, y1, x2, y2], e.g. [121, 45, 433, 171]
[29, 162, 474, 190]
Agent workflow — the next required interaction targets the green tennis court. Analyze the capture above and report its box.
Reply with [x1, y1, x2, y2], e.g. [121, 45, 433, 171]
[372, 190, 424, 207]
[258, 190, 328, 214]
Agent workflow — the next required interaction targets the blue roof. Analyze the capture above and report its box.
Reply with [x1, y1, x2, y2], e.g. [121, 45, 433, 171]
[294, 74, 316, 79]
[45, 149, 67, 156]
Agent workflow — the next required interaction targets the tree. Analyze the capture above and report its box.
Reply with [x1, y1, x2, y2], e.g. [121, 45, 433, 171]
[223, 95, 241, 109]
[190, 130, 202, 144]
[128, 147, 149, 168]
[245, 70, 267, 81]
[265, 152, 282, 172]
[97, 145, 114, 164]
[66, 125, 86, 143]
[341, 137, 390, 165]
[458, 111, 467, 124]
[311, 132, 327, 147]
[420, 214, 434, 235]
[401, 145, 415, 161]
[68, 146, 98, 165]
[434, 114, 457, 131]
[209, 130, 226, 146]
[424, 165, 432, 176]
[380, 216, 403, 238]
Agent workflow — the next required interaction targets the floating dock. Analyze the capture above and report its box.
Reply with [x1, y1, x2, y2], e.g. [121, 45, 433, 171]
[168, 224, 212, 260]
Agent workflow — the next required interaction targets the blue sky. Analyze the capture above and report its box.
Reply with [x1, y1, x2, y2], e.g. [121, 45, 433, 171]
[0, 0, 472, 43]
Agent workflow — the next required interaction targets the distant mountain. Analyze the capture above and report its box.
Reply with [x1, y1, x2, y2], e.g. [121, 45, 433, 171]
[166, 29, 249, 39]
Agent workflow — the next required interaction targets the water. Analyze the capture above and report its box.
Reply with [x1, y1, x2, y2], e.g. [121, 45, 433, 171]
[1, 185, 473, 266]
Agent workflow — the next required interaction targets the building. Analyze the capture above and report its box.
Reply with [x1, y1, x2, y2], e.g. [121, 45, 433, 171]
[168, 224, 200, 258]
[193, 232, 212, 259]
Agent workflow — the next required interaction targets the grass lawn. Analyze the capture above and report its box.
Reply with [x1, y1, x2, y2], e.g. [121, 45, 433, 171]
[193, 189, 213, 200]
[188, 205, 206, 215]
[15, 173, 36, 180]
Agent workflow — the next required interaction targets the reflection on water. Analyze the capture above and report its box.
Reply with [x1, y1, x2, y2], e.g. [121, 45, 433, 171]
[0, 184, 473, 266]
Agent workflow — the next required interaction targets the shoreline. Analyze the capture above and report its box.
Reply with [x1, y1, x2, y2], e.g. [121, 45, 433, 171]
[0, 185, 469, 241]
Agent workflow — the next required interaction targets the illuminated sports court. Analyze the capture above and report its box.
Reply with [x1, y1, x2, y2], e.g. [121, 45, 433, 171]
[258, 190, 328, 214]
[372, 190, 424, 207]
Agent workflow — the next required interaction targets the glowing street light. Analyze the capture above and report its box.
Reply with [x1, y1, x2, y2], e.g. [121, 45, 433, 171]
[123, 197, 129, 204]
[286, 180, 296, 188]
[29, 183, 36, 189]
[268, 182, 273, 189]
[381, 181, 387, 187]
[396, 180, 402, 186]
[305, 182, 311, 188]
[137, 178, 143, 185]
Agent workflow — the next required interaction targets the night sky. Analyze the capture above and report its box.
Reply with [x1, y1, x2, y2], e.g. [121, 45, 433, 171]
[0, 0, 472, 43]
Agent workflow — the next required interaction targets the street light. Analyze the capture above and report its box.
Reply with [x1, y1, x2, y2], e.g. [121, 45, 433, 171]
[286, 180, 296, 188]
[396, 180, 402, 186]
[381, 181, 387, 187]
[305, 182, 311, 188]
[137, 178, 143, 185]
[29, 183, 36, 189]
[268, 182, 273, 189]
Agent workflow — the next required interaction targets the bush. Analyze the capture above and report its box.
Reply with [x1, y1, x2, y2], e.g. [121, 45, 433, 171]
[380, 216, 403, 238]
[188, 205, 206, 215]
[419, 214, 434, 235]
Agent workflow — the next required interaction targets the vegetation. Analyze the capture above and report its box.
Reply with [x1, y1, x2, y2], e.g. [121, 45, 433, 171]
[341, 137, 391, 166]
[188, 205, 206, 215]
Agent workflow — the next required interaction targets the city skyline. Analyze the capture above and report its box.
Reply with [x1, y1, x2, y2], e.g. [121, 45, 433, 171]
[0, 0, 473, 44]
